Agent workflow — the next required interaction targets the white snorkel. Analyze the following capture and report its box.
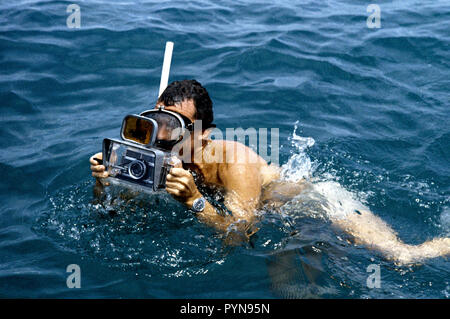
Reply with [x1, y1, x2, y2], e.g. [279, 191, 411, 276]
[156, 41, 182, 166]
[158, 41, 174, 98]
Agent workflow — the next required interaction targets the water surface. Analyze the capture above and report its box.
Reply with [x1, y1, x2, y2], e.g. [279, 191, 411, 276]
[0, 0, 449, 298]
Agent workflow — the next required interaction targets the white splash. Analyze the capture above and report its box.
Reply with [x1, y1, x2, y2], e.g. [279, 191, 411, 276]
[280, 121, 315, 182]
[312, 181, 370, 220]
[280, 122, 369, 221]
[440, 206, 450, 236]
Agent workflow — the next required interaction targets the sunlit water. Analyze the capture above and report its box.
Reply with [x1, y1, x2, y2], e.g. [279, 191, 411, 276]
[0, 0, 449, 298]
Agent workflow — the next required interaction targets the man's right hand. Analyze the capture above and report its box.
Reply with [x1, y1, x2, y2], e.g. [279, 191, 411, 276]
[89, 152, 109, 179]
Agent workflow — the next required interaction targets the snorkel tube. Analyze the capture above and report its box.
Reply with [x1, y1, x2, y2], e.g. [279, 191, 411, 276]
[156, 42, 182, 165]
[159, 41, 174, 97]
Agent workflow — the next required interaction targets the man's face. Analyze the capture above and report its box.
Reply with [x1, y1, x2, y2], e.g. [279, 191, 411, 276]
[155, 99, 200, 145]
[154, 99, 197, 141]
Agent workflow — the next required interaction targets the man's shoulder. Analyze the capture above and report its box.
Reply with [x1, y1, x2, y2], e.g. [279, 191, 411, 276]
[206, 140, 267, 169]
[209, 139, 259, 153]
[209, 139, 264, 164]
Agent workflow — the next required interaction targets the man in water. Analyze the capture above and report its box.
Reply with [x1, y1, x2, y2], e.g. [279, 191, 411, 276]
[90, 79, 449, 265]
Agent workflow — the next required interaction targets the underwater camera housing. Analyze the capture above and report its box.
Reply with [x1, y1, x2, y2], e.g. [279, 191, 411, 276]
[102, 115, 173, 193]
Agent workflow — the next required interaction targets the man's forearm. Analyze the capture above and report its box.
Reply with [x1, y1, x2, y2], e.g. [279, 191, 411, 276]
[191, 199, 234, 232]
[188, 198, 258, 246]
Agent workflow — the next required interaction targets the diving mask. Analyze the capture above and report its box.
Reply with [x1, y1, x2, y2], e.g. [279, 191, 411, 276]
[139, 105, 193, 150]
[119, 106, 193, 151]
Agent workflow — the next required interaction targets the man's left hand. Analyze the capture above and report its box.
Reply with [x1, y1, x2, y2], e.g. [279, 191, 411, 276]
[165, 168, 202, 208]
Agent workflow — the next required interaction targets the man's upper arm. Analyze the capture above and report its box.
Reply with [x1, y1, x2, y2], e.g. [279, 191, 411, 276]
[218, 162, 263, 223]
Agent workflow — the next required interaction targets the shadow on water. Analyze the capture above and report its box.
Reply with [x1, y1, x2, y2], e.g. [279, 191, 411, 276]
[259, 195, 355, 299]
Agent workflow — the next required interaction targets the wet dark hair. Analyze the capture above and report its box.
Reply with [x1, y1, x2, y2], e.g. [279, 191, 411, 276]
[158, 79, 215, 129]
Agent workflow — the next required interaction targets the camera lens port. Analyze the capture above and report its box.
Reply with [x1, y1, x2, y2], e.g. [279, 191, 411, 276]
[128, 160, 146, 180]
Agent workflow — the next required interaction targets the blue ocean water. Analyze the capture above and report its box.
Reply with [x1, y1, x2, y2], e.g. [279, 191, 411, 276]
[0, 0, 449, 298]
